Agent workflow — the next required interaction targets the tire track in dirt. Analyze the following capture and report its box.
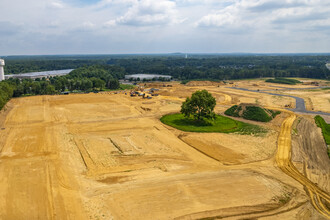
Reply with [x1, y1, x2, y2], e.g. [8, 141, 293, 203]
[276, 112, 330, 218]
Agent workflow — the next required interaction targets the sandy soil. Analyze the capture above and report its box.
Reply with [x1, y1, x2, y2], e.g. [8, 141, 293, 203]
[279, 89, 330, 112]
[292, 116, 330, 192]
[0, 80, 328, 219]
[180, 131, 277, 165]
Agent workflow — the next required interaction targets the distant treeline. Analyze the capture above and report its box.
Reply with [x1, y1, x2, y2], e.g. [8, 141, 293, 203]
[0, 65, 124, 110]
[4, 59, 105, 75]
[3, 54, 330, 80]
[114, 55, 330, 80]
[0, 81, 14, 110]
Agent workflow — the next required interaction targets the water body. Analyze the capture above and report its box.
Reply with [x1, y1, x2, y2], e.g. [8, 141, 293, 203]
[5, 69, 74, 79]
[228, 87, 330, 116]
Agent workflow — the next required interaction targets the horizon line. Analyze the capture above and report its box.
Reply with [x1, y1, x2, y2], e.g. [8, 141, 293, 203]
[1, 52, 330, 57]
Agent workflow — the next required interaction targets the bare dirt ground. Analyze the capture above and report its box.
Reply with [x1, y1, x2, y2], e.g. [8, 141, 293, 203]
[226, 79, 329, 113]
[292, 116, 330, 193]
[0, 80, 328, 219]
[279, 89, 330, 112]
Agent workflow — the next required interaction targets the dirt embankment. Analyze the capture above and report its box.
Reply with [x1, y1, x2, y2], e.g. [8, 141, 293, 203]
[291, 117, 330, 193]
[0, 101, 14, 127]
[185, 81, 225, 86]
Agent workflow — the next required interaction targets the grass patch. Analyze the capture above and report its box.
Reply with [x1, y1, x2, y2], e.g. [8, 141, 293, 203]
[119, 84, 135, 90]
[243, 106, 273, 122]
[101, 84, 135, 91]
[314, 115, 330, 158]
[160, 113, 266, 135]
[224, 105, 240, 117]
[225, 105, 280, 122]
[265, 78, 302, 85]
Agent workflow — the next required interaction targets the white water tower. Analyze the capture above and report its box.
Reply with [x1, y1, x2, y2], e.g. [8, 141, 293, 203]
[0, 59, 4, 81]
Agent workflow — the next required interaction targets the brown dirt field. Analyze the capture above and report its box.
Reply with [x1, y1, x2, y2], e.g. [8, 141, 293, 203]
[180, 131, 278, 165]
[185, 80, 225, 86]
[0, 81, 328, 219]
[279, 89, 330, 112]
[292, 116, 330, 193]
[223, 79, 329, 112]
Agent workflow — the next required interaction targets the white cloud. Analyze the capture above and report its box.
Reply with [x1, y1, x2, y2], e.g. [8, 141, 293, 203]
[196, 5, 238, 28]
[196, 0, 330, 32]
[49, 1, 65, 9]
[0, 0, 329, 54]
[73, 21, 96, 32]
[108, 0, 181, 26]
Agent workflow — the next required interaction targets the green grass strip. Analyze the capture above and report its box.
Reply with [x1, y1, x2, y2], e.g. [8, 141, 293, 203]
[314, 115, 330, 158]
[160, 113, 266, 135]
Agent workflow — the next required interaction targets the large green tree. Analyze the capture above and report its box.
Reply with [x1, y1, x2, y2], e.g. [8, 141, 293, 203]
[181, 90, 216, 121]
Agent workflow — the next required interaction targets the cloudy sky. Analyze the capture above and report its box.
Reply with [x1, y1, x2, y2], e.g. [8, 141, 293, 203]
[0, 0, 329, 55]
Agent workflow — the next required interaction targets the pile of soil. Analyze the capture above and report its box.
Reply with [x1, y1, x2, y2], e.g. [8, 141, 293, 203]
[225, 103, 280, 122]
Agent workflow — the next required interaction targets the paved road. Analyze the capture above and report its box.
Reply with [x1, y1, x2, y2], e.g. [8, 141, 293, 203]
[228, 87, 330, 116]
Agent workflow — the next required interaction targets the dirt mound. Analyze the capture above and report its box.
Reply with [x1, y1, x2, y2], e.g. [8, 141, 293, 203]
[185, 81, 225, 86]
[225, 103, 280, 122]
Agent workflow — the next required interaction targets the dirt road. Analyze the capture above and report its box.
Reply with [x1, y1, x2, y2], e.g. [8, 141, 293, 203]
[276, 112, 330, 218]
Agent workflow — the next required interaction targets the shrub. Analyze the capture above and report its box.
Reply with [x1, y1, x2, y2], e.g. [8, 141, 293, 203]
[315, 115, 330, 145]
[225, 104, 280, 122]
[265, 78, 302, 85]
[242, 106, 273, 122]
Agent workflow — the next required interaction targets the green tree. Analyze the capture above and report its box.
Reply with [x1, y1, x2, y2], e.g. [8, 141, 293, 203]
[107, 79, 119, 90]
[46, 85, 56, 95]
[91, 78, 106, 90]
[181, 90, 216, 121]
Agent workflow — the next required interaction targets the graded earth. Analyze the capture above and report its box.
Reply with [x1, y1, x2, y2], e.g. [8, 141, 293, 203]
[0, 79, 329, 219]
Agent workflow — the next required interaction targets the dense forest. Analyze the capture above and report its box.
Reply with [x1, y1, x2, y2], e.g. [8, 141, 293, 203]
[3, 54, 330, 80]
[0, 65, 125, 110]
[1, 54, 330, 111]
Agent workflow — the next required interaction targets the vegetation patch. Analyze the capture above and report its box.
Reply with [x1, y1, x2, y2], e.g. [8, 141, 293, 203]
[0, 81, 14, 111]
[102, 84, 135, 91]
[265, 78, 302, 85]
[181, 90, 216, 121]
[160, 113, 266, 135]
[225, 104, 280, 122]
[0, 65, 128, 109]
[314, 115, 330, 158]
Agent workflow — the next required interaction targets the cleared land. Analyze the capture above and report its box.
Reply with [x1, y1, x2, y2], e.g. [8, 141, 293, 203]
[0, 79, 329, 219]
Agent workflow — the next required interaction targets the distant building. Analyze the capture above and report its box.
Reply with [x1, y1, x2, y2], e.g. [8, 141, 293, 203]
[0, 59, 5, 81]
[125, 74, 172, 81]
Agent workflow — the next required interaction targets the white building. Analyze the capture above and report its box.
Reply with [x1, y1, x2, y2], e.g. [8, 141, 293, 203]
[0, 59, 4, 81]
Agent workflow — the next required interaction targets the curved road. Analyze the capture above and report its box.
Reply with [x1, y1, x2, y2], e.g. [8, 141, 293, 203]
[229, 87, 330, 116]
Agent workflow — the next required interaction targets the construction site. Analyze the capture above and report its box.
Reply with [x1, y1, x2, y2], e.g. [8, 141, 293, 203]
[0, 79, 329, 219]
